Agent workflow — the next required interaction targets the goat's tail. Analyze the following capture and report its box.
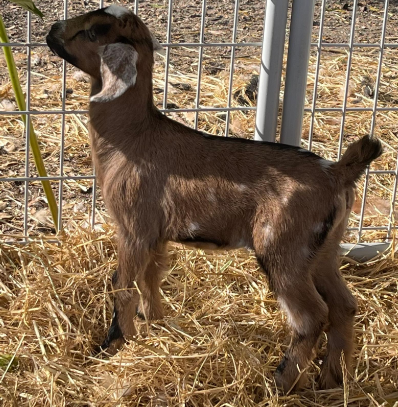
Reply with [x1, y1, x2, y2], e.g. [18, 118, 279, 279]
[333, 135, 383, 186]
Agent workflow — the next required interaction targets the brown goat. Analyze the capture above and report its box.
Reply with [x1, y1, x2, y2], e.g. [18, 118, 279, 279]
[47, 5, 382, 392]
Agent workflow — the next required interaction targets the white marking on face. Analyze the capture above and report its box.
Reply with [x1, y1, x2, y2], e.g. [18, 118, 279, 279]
[105, 5, 130, 18]
[282, 196, 289, 205]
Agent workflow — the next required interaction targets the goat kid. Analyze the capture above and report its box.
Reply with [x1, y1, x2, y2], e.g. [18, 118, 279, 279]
[47, 5, 382, 393]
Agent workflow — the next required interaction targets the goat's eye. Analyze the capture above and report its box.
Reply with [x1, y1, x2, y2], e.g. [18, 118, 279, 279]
[86, 29, 96, 42]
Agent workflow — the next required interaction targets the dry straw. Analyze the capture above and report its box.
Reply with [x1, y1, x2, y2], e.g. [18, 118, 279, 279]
[0, 225, 397, 406]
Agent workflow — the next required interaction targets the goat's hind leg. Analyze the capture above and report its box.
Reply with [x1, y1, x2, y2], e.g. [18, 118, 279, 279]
[257, 254, 328, 393]
[312, 246, 357, 389]
[275, 279, 328, 392]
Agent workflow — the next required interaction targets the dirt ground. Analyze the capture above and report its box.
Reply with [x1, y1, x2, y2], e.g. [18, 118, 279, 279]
[2, 0, 398, 45]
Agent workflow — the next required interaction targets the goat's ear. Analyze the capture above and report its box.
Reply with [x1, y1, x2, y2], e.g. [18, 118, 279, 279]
[150, 32, 165, 56]
[90, 43, 138, 103]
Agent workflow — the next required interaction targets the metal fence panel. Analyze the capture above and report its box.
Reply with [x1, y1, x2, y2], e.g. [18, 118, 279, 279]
[0, 0, 264, 242]
[0, 0, 397, 249]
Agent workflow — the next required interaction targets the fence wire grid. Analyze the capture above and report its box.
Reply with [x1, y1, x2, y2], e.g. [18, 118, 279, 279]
[0, 0, 397, 245]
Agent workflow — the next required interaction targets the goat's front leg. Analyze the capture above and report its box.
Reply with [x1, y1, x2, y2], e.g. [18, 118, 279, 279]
[99, 269, 124, 352]
[101, 236, 151, 354]
[136, 242, 168, 321]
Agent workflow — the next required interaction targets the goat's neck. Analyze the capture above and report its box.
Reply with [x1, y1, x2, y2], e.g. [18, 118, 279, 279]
[89, 77, 159, 140]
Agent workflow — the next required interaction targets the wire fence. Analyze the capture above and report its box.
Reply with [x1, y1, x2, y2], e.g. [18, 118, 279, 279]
[0, 0, 264, 241]
[304, 0, 397, 244]
[0, 0, 397, 246]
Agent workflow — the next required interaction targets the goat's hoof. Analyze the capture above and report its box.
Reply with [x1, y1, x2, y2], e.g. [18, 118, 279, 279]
[136, 303, 164, 321]
[99, 337, 126, 356]
[275, 357, 307, 393]
[106, 337, 126, 355]
[98, 314, 126, 356]
[318, 355, 345, 389]
[92, 336, 125, 357]
[319, 368, 342, 390]
[136, 310, 146, 320]
[275, 372, 307, 394]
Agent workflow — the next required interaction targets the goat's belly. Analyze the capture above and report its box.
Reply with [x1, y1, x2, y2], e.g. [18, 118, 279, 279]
[178, 239, 222, 250]
[175, 236, 251, 251]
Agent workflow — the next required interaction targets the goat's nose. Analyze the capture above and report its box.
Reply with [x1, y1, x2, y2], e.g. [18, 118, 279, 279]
[47, 21, 66, 42]
[46, 22, 67, 54]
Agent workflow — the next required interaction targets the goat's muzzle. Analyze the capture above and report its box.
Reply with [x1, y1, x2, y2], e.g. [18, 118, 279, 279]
[46, 21, 78, 66]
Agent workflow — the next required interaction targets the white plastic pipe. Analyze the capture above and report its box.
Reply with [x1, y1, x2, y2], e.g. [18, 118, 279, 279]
[280, 0, 315, 146]
[254, 0, 288, 142]
[340, 243, 390, 263]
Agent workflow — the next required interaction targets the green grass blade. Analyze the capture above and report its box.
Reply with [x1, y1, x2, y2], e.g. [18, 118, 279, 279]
[0, 15, 59, 232]
[7, 0, 44, 19]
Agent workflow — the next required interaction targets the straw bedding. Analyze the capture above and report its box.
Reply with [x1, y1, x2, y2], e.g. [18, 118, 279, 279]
[0, 0, 398, 405]
[0, 229, 397, 406]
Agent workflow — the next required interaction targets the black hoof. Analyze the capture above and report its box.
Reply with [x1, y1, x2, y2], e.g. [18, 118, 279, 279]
[136, 305, 146, 320]
[100, 309, 124, 351]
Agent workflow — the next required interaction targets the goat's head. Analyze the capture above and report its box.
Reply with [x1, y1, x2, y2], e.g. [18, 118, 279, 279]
[46, 5, 163, 102]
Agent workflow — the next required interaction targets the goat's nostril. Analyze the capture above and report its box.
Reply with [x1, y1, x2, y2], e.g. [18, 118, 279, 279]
[46, 35, 61, 52]
[46, 33, 78, 67]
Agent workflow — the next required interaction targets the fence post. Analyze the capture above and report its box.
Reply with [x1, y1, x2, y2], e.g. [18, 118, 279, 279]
[254, 0, 288, 142]
[280, 0, 315, 146]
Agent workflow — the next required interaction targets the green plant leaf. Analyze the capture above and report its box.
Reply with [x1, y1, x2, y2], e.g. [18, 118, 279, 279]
[8, 0, 44, 18]
[0, 15, 59, 231]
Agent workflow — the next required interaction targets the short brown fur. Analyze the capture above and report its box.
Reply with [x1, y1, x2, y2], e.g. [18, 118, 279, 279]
[47, 6, 382, 393]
